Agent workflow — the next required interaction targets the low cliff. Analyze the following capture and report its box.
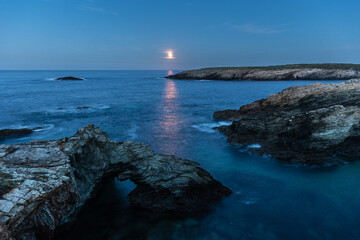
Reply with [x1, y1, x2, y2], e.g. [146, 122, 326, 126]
[214, 79, 360, 164]
[167, 64, 360, 81]
[0, 125, 230, 239]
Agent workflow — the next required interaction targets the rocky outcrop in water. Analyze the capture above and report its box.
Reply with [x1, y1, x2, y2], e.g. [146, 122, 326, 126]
[56, 76, 83, 81]
[0, 125, 230, 239]
[167, 64, 360, 81]
[0, 129, 33, 139]
[214, 79, 360, 164]
[0, 128, 44, 140]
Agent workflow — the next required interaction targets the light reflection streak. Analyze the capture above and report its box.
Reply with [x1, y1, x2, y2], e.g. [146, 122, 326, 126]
[153, 79, 186, 156]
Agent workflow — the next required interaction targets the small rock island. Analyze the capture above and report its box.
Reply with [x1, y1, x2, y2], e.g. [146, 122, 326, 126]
[0, 125, 231, 239]
[56, 76, 83, 81]
[0, 129, 33, 139]
[167, 64, 360, 81]
[214, 79, 360, 165]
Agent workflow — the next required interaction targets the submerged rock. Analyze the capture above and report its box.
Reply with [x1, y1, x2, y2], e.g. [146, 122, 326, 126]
[55, 76, 83, 81]
[167, 64, 360, 81]
[214, 80, 360, 164]
[0, 125, 230, 239]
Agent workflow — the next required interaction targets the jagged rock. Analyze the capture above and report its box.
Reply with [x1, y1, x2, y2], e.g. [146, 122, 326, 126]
[0, 125, 230, 239]
[167, 64, 360, 81]
[214, 80, 360, 164]
[55, 77, 83, 81]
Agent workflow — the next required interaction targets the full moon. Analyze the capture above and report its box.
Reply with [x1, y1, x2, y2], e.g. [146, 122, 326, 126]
[165, 50, 175, 59]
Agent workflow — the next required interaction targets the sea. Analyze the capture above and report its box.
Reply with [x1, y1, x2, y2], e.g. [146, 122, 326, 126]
[1, 70, 360, 240]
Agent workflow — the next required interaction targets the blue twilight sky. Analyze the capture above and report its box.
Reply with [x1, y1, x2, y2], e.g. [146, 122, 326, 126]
[0, 0, 359, 70]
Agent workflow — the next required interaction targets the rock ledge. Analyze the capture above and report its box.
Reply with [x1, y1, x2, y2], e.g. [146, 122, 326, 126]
[214, 79, 360, 164]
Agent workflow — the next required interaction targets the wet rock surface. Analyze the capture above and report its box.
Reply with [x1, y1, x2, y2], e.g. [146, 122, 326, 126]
[167, 64, 360, 81]
[215, 79, 360, 164]
[0, 125, 230, 239]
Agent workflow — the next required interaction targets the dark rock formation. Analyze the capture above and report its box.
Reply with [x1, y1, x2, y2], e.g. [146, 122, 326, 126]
[167, 64, 360, 81]
[0, 125, 230, 239]
[214, 79, 360, 164]
[213, 110, 242, 120]
[0, 129, 33, 139]
[56, 76, 83, 81]
[57, 107, 90, 110]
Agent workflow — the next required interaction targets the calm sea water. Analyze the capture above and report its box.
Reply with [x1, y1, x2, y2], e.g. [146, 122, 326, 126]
[1, 71, 360, 240]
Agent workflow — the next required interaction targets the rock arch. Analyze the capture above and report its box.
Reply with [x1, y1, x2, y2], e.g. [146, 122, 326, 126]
[0, 125, 231, 239]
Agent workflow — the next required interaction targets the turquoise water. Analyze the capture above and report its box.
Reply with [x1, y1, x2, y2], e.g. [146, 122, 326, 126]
[1, 71, 359, 239]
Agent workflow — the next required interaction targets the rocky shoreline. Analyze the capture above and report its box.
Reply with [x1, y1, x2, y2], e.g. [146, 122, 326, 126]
[0, 125, 231, 239]
[167, 64, 360, 81]
[214, 79, 360, 165]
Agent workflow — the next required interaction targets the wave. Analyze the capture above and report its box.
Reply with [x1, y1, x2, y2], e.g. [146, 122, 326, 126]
[32, 124, 55, 132]
[192, 121, 232, 133]
[247, 144, 261, 149]
[238, 196, 261, 205]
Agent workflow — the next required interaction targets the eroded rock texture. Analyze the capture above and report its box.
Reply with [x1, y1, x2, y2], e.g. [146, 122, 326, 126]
[0, 125, 230, 239]
[214, 79, 360, 164]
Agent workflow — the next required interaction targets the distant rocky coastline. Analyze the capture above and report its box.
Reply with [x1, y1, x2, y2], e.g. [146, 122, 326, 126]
[214, 79, 360, 165]
[167, 64, 360, 81]
[0, 125, 231, 239]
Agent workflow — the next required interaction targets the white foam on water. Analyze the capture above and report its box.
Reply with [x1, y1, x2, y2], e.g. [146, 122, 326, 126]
[126, 123, 139, 140]
[44, 78, 57, 81]
[94, 105, 110, 110]
[247, 144, 261, 149]
[33, 124, 55, 132]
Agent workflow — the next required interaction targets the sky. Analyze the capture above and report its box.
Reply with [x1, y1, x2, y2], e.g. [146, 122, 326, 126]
[0, 0, 359, 70]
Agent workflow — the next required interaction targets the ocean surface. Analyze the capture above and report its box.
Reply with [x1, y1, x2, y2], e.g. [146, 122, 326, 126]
[1, 70, 360, 240]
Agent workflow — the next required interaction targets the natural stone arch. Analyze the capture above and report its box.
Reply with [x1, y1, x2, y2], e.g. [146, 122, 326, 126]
[0, 125, 231, 239]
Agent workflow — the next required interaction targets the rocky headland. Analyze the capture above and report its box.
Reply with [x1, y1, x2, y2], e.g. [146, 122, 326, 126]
[0, 125, 230, 239]
[214, 79, 360, 165]
[167, 64, 360, 81]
